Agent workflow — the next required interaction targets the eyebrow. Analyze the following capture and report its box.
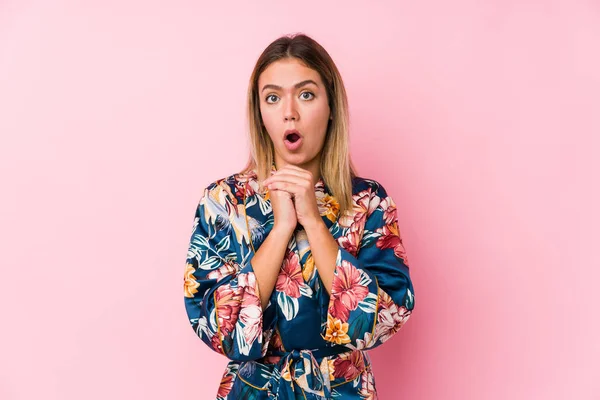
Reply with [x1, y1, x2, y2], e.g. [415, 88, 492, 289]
[261, 79, 319, 93]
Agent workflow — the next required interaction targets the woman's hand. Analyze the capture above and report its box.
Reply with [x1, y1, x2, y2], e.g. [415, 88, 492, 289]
[262, 165, 322, 230]
[265, 175, 297, 236]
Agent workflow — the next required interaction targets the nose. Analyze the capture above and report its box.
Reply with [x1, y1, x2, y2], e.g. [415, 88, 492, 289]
[283, 98, 299, 121]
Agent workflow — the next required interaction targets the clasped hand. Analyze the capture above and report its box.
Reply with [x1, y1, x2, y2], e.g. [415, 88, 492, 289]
[261, 165, 322, 233]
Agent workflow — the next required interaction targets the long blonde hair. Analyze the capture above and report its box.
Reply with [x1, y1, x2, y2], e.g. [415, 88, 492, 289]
[242, 33, 358, 217]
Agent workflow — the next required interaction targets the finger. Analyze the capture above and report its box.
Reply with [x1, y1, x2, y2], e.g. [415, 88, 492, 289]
[263, 171, 311, 187]
[278, 165, 314, 176]
[265, 171, 309, 182]
[267, 181, 303, 196]
[274, 166, 313, 181]
[269, 188, 293, 200]
[266, 178, 310, 197]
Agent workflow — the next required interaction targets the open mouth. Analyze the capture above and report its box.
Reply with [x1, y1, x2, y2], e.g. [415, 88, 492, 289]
[285, 132, 301, 143]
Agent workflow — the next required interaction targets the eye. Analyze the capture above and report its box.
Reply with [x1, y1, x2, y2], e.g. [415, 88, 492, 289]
[300, 91, 314, 100]
[265, 94, 279, 104]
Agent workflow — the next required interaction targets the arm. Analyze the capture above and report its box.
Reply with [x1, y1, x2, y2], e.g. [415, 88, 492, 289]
[318, 183, 415, 349]
[183, 184, 277, 361]
[251, 225, 294, 309]
[303, 220, 338, 296]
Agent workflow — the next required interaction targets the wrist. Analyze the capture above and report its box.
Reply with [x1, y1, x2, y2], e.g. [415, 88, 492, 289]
[271, 224, 295, 238]
[302, 217, 326, 235]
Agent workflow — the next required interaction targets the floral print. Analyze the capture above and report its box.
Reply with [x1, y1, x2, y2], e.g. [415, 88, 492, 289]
[276, 250, 304, 298]
[373, 291, 412, 344]
[316, 191, 340, 223]
[332, 350, 365, 381]
[329, 260, 370, 321]
[214, 285, 241, 336]
[358, 367, 377, 400]
[184, 168, 415, 399]
[324, 315, 351, 345]
[183, 263, 200, 298]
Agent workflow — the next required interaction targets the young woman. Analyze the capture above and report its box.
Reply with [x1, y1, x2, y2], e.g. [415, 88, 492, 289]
[184, 33, 415, 399]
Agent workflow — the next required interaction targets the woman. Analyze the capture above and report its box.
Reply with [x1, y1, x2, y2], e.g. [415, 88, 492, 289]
[184, 33, 415, 399]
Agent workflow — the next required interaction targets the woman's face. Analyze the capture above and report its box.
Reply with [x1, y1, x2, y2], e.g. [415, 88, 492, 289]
[258, 58, 331, 171]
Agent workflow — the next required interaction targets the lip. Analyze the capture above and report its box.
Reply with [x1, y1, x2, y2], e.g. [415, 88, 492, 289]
[283, 129, 301, 140]
[283, 129, 303, 151]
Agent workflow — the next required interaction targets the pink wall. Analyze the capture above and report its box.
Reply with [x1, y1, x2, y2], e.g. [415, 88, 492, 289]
[1, 1, 598, 399]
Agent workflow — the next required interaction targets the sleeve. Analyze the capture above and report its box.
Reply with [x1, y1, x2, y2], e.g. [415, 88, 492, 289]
[183, 184, 276, 361]
[319, 183, 415, 350]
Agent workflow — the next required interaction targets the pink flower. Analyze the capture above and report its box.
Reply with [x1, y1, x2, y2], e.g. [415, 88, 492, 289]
[337, 225, 362, 257]
[340, 189, 382, 232]
[276, 250, 303, 298]
[214, 285, 241, 335]
[329, 260, 370, 322]
[376, 196, 409, 266]
[338, 191, 367, 228]
[376, 223, 409, 266]
[217, 364, 238, 399]
[238, 272, 262, 345]
[378, 196, 397, 226]
[352, 331, 375, 350]
[239, 303, 262, 345]
[214, 273, 263, 346]
[238, 271, 259, 298]
[359, 368, 377, 400]
[374, 291, 412, 343]
[217, 373, 234, 399]
[332, 350, 365, 381]
[206, 261, 239, 282]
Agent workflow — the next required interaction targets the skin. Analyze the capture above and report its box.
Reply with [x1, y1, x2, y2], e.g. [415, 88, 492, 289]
[258, 57, 331, 182]
[250, 58, 340, 309]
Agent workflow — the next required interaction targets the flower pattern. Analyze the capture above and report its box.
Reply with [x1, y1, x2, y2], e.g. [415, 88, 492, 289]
[316, 190, 340, 223]
[329, 260, 370, 322]
[373, 291, 412, 344]
[337, 224, 362, 256]
[214, 286, 241, 336]
[217, 372, 234, 398]
[333, 349, 365, 381]
[376, 196, 410, 266]
[184, 169, 415, 399]
[359, 367, 377, 400]
[324, 314, 351, 345]
[275, 250, 303, 298]
[206, 260, 239, 282]
[183, 263, 200, 298]
[237, 273, 262, 345]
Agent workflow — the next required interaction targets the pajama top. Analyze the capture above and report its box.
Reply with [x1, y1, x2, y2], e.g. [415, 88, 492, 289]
[183, 166, 415, 399]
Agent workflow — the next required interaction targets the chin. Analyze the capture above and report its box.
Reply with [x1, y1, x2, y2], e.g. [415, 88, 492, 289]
[282, 153, 315, 167]
[275, 145, 320, 167]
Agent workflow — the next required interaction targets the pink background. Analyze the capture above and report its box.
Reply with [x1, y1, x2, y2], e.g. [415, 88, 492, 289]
[1, 1, 599, 399]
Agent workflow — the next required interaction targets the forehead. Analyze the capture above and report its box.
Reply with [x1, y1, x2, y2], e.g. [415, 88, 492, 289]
[258, 58, 323, 88]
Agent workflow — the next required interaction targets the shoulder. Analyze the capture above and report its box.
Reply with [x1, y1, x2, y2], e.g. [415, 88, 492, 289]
[201, 169, 257, 205]
[204, 170, 250, 191]
[351, 175, 391, 199]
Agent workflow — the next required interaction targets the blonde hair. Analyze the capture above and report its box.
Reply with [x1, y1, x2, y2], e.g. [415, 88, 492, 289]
[242, 33, 358, 217]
